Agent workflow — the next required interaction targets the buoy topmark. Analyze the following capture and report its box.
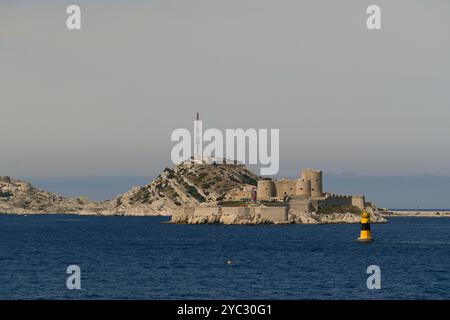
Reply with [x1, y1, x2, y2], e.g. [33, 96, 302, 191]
[357, 212, 374, 242]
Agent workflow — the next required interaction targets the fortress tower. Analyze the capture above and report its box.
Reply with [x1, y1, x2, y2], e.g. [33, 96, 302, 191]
[300, 168, 311, 181]
[257, 180, 275, 200]
[300, 169, 323, 198]
[309, 170, 323, 198]
[295, 178, 311, 197]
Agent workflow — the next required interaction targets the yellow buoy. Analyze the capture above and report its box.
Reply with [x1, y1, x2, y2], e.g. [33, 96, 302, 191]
[357, 212, 374, 242]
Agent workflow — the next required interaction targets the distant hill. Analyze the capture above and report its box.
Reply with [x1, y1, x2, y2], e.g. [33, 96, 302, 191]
[0, 176, 102, 214]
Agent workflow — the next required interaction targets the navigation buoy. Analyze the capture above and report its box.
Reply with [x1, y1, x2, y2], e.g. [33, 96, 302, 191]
[357, 212, 374, 242]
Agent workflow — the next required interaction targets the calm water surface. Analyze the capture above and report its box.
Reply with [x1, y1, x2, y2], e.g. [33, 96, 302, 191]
[0, 215, 449, 299]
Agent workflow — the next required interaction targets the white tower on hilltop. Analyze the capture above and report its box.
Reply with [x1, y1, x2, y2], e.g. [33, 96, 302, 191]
[193, 112, 203, 163]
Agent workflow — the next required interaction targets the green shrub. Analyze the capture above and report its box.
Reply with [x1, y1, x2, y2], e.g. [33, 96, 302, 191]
[217, 201, 249, 207]
[241, 175, 257, 186]
[0, 191, 12, 198]
[185, 185, 206, 202]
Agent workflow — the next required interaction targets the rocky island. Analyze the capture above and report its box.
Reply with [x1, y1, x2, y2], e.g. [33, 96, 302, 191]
[1, 161, 387, 224]
[0, 175, 103, 214]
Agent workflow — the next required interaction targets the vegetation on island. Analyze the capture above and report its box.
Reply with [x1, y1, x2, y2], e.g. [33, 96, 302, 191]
[0, 191, 12, 198]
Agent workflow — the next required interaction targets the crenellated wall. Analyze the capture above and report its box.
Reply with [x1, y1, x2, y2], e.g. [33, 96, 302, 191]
[324, 194, 353, 206]
[324, 194, 365, 210]
[172, 205, 288, 224]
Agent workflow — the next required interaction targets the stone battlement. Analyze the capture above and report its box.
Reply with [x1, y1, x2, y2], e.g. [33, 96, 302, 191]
[171, 205, 289, 224]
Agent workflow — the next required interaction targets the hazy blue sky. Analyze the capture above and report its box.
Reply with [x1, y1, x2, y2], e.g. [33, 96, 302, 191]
[1, 1, 450, 207]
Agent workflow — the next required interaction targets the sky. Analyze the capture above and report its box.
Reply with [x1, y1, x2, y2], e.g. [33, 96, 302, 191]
[1, 1, 450, 207]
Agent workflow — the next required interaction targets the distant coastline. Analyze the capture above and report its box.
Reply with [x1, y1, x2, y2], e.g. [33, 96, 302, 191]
[384, 209, 450, 217]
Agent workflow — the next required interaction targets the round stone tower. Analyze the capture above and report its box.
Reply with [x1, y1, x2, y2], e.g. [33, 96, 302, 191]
[300, 168, 311, 181]
[295, 179, 311, 197]
[257, 180, 275, 201]
[310, 170, 323, 198]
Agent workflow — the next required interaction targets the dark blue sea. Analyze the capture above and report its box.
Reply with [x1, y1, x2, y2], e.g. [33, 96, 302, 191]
[0, 215, 449, 300]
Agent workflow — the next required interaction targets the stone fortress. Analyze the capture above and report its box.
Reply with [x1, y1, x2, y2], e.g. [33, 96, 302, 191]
[257, 168, 365, 212]
[170, 113, 371, 224]
[171, 167, 371, 224]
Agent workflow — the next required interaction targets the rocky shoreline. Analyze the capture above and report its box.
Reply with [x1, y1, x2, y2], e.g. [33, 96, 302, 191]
[170, 206, 387, 225]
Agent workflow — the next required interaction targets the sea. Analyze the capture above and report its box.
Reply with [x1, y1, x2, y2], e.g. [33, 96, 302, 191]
[0, 214, 449, 300]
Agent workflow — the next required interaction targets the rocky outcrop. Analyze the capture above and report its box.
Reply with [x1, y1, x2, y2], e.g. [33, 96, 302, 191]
[98, 163, 258, 215]
[289, 209, 386, 224]
[171, 208, 276, 225]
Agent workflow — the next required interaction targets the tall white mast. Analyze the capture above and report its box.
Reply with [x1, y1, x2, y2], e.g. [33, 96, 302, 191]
[194, 112, 202, 162]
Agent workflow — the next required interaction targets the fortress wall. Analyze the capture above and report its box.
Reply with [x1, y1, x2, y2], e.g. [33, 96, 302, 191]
[351, 195, 365, 210]
[288, 199, 311, 213]
[274, 180, 297, 197]
[320, 195, 366, 210]
[174, 205, 290, 224]
[220, 207, 251, 217]
[193, 207, 220, 216]
[171, 206, 195, 221]
[324, 195, 353, 207]
[255, 206, 288, 223]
